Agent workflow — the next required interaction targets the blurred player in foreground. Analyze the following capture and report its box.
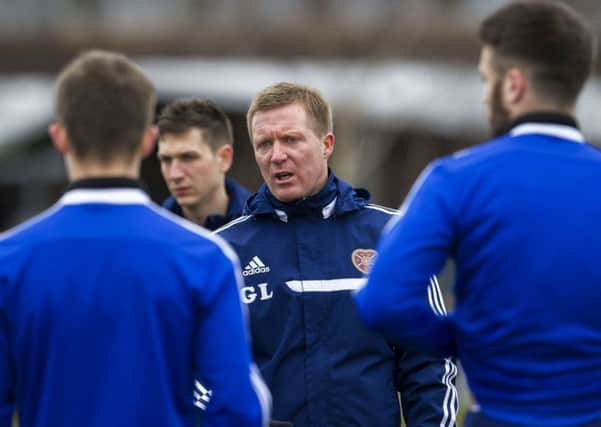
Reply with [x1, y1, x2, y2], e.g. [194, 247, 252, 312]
[0, 50, 270, 427]
[356, 1, 601, 426]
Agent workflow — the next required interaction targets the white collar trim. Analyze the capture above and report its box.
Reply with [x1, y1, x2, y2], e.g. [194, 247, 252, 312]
[273, 197, 337, 223]
[322, 197, 337, 219]
[59, 188, 151, 205]
[510, 122, 584, 143]
[274, 209, 288, 223]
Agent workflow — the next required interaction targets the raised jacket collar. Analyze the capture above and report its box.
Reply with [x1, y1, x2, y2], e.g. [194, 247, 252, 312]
[162, 177, 251, 230]
[244, 170, 370, 221]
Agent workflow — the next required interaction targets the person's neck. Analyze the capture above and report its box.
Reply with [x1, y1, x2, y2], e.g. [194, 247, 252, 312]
[511, 111, 579, 126]
[182, 184, 229, 227]
[510, 98, 575, 121]
[67, 159, 140, 181]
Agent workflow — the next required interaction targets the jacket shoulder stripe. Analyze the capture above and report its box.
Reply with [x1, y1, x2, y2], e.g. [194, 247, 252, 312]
[146, 204, 242, 280]
[146, 204, 254, 342]
[364, 204, 400, 216]
[213, 215, 253, 234]
[0, 203, 64, 242]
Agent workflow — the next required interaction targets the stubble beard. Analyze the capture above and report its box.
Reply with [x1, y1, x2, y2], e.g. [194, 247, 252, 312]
[489, 79, 512, 138]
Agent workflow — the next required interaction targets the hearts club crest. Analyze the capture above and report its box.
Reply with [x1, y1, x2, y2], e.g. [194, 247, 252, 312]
[352, 249, 377, 274]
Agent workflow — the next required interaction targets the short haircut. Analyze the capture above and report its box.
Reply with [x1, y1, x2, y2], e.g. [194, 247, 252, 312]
[479, 0, 596, 107]
[157, 99, 234, 151]
[55, 50, 156, 163]
[247, 82, 333, 139]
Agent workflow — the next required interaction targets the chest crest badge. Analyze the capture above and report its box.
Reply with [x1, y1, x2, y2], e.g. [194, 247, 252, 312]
[352, 248, 377, 274]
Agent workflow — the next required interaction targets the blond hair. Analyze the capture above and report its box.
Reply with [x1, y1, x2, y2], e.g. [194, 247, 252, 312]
[247, 82, 333, 138]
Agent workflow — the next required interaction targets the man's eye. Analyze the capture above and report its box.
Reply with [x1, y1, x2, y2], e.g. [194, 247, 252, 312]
[256, 140, 272, 150]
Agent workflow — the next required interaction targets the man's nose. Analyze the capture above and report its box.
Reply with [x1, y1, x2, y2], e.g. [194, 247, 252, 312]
[271, 141, 287, 163]
[167, 161, 184, 180]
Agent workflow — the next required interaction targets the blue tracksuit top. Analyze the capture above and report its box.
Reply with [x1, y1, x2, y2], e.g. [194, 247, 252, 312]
[355, 114, 601, 426]
[216, 172, 457, 427]
[0, 178, 270, 427]
[163, 177, 251, 231]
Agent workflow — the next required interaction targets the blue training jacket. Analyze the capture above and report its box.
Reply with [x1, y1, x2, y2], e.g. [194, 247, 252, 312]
[0, 178, 270, 427]
[355, 114, 601, 427]
[216, 172, 457, 427]
[163, 177, 251, 231]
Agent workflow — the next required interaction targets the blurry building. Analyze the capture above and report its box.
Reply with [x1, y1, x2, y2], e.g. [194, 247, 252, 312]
[1, 0, 600, 230]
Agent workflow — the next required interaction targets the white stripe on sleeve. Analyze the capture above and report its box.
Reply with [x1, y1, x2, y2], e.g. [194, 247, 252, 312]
[427, 276, 447, 316]
[439, 358, 458, 427]
[250, 364, 272, 427]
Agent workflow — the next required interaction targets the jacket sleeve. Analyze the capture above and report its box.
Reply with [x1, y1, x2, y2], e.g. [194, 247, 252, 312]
[395, 346, 458, 427]
[193, 245, 271, 427]
[0, 275, 15, 427]
[354, 160, 457, 357]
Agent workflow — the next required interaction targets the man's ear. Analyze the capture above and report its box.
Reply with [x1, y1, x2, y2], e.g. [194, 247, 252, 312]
[139, 126, 158, 159]
[49, 122, 70, 154]
[216, 144, 234, 173]
[322, 133, 335, 160]
[503, 68, 528, 105]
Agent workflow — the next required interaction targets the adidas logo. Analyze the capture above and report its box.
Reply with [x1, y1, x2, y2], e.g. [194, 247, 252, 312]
[243, 256, 271, 276]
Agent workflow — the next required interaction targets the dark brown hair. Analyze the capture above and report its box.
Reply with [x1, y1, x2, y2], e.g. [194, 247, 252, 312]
[55, 50, 156, 163]
[479, 0, 596, 106]
[247, 82, 333, 139]
[157, 99, 234, 151]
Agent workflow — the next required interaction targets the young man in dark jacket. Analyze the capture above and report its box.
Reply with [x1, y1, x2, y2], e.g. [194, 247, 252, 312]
[157, 99, 250, 230]
[217, 82, 457, 427]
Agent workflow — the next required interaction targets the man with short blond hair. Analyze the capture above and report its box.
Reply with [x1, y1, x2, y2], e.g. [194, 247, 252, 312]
[246, 81, 333, 138]
[217, 81, 456, 427]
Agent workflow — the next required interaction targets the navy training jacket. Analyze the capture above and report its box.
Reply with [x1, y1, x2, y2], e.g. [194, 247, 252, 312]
[163, 177, 251, 231]
[216, 172, 457, 427]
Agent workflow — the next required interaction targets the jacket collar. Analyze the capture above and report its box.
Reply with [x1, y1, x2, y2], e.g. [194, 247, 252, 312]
[508, 112, 584, 143]
[222, 177, 251, 219]
[66, 177, 146, 191]
[60, 177, 150, 205]
[244, 170, 370, 221]
[162, 177, 251, 230]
